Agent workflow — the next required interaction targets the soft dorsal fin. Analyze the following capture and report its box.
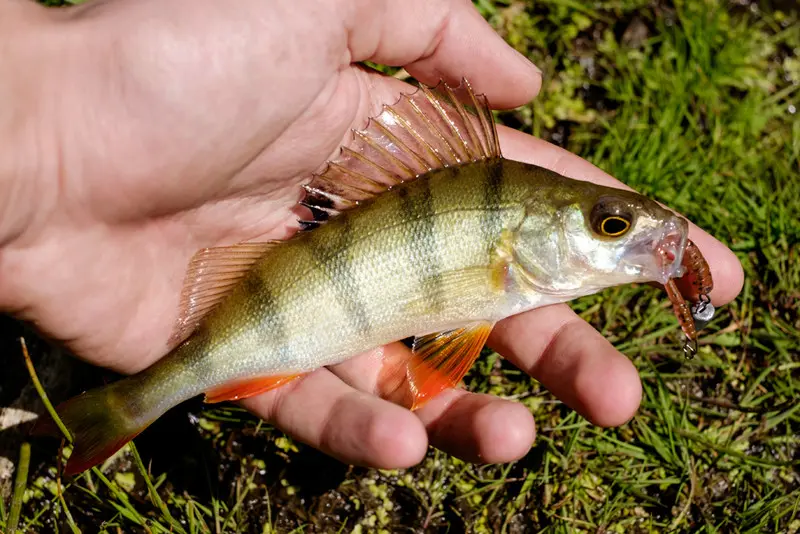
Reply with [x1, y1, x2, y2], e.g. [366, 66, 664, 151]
[170, 242, 275, 344]
[300, 78, 501, 228]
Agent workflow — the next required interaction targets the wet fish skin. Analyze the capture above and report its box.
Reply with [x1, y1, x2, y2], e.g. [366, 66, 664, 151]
[37, 81, 690, 475]
[68, 159, 683, 429]
[106, 159, 533, 427]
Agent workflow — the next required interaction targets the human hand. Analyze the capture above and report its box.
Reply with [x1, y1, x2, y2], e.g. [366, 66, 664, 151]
[0, 0, 743, 467]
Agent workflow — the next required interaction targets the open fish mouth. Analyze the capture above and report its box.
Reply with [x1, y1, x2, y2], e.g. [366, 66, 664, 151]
[655, 218, 689, 285]
[621, 216, 689, 285]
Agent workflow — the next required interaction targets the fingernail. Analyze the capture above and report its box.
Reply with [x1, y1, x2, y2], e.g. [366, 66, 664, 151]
[512, 47, 542, 74]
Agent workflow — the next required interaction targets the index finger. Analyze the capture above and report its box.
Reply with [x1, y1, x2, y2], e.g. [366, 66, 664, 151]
[489, 304, 643, 428]
[346, 0, 542, 109]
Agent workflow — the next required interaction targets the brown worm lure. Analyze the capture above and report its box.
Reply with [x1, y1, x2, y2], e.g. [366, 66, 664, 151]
[665, 239, 715, 357]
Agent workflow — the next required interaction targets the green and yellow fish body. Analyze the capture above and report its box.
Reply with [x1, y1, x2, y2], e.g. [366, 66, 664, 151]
[41, 80, 689, 474]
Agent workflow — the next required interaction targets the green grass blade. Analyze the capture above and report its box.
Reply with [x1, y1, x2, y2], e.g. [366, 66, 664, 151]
[6, 442, 30, 534]
[128, 441, 187, 534]
[20, 338, 72, 442]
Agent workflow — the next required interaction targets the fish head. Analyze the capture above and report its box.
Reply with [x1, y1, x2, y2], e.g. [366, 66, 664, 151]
[512, 182, 689, 297]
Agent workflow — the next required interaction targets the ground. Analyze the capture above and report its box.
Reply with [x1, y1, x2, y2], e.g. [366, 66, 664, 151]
[1, 0, 798, 532]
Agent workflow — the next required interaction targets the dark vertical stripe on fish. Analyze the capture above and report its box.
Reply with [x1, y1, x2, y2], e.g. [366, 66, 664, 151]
[310, 218, 372, 335]
[239, 274, 290, 362]
[398, 180, 445, 313]
[180, 273, 291, 391]
[481, 160, 505, 256]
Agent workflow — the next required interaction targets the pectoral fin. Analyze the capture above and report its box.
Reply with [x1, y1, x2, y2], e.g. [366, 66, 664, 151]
[380, 321, 495, 410]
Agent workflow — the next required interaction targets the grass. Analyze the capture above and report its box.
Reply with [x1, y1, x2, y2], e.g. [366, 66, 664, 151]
[2, 0, 799, 532]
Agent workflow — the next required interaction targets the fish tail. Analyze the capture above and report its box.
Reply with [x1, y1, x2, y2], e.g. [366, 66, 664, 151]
[32, 377, 154, 475]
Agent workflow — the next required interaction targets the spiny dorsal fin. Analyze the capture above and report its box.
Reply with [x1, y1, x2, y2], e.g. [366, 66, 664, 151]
[301, 78, 501, 224]
[170, 242, 275, 344]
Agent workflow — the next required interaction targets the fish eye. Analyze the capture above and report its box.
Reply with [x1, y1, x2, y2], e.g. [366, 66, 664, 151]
[590, 199, 634, 238]
[600, 216, 631, 236]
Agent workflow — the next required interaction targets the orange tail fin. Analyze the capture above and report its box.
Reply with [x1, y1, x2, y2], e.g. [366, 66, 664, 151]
[31, 385, 147, 476]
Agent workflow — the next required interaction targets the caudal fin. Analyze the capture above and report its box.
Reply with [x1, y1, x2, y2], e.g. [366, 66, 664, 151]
[32, 385, 147, 476]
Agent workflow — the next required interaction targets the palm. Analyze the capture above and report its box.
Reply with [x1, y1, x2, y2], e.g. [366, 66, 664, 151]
[15, 66, 389, 373]
[2, 0, 743, 468]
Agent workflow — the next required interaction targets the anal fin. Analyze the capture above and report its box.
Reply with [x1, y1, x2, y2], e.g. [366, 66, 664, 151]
[380, 321, 495, 410]
[170, 242, 276, 345]
[204, 374, 303, 403]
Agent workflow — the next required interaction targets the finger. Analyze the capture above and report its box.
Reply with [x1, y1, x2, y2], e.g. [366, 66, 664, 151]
[240, 367, 428, 468]
[347, 0, 541, 108]
[497, 126, 745, 306]
[490, 304, 644, 427]
[329, 343, 535, 463]
[415, 389, 536, 463]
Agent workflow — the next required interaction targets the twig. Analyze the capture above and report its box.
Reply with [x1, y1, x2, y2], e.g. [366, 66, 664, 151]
[687, 395, 780, 414]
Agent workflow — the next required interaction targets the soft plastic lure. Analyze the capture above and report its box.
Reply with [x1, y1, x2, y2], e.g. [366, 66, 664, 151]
[666, 240, 715, 356]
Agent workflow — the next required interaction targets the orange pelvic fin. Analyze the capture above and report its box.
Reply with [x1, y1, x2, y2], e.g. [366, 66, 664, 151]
[204, 374, 304, 403]
[380, 322, 494, 410]
[171, 241, 276, 344]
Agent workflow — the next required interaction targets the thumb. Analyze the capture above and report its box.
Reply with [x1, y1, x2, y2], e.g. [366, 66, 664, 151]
[345, 0, 541, 109]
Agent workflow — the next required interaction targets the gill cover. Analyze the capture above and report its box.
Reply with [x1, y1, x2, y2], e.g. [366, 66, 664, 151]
[511, 185, 689, 295]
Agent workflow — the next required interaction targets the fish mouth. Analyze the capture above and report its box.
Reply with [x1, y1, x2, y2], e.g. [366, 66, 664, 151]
[654, 217, 689, 285]
[621, 216, 688, 285]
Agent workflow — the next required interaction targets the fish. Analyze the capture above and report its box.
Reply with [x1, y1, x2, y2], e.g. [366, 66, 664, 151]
[35, 78, 697, 475]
